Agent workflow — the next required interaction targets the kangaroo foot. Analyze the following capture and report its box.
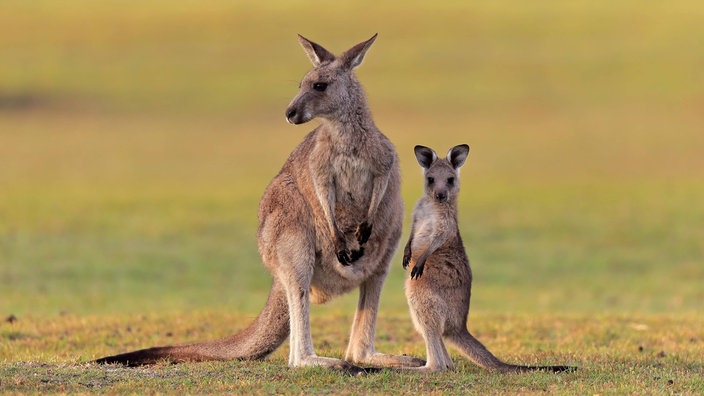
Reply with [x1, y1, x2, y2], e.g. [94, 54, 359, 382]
[295, 355, 369, 376]
[348, 352, 426, 369]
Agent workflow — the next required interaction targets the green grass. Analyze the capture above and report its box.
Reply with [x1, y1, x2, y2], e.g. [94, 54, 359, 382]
[2, 312, 703, 394]
[1, 0, 704, 394]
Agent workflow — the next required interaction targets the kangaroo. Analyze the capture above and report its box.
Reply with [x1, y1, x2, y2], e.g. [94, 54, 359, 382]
[94, 34, 424, 374]
[402, 144, 574, 373]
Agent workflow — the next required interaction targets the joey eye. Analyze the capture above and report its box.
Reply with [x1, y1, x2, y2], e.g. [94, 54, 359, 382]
[447, 177, 455, 186]
[427, 177, 434, 185]
[313, 82, 328, 92]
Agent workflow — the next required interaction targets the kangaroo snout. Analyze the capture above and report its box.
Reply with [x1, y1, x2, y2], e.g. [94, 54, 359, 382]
[285, 105, 311, 125]
[434, 191, 448, 202]
[285, 107, 298, 124]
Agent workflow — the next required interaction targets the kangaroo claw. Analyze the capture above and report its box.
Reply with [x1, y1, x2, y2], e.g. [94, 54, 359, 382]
[402, 254, 411, 269]
[410, 265, 424, 279]
[337, 249, 352, 265]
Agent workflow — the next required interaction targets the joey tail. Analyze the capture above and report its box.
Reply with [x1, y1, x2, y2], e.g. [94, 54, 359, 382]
[446, 330, 577, 373]
[94, 279, 289, 366]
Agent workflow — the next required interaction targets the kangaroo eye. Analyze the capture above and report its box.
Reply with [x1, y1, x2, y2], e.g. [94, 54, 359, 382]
[447, 177, 455, 186]
[313, 82, 328, 92]
[427, 177, 434, 185]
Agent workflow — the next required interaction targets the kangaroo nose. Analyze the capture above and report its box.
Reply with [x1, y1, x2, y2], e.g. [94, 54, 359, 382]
[435, 192, 447, 202]
[286, 108, 297, 123]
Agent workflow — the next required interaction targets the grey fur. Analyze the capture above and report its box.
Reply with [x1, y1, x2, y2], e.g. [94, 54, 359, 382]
[403, 145, 575, 373]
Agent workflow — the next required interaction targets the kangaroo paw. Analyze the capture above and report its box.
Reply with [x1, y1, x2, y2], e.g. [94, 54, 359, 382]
[410, 264, 424, 279]
[334, 235, 353, 265]
[336, 249, 352, 265]
[402, 243, 412, 269]
[349, 247, 365, 262]
[356, 222, 372, 245]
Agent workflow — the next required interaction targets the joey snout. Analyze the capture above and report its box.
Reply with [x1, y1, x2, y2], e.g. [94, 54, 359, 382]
[434, 191, 448, 202]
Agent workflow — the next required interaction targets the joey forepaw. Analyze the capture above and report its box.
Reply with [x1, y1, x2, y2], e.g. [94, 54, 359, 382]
[356, 222, 373, 245]
[410, 264, 424, 279]
[402, 243, 411, 269]
[335, 234, 364, 265]
[336, 249, 352, 265]
[350, 247, 365, 262]
[334, 234, 352, 265]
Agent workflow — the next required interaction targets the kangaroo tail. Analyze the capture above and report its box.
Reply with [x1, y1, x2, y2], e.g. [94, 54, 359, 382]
[94, 279, 289, 366]
[445, 330, 576, 373]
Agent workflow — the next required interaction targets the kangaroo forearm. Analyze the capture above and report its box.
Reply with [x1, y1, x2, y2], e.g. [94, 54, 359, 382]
[365, 174, 389, 221]
[325, 188, 340, 237]
[311, 169, 339, 238]
[415, 237, 444, 267]
[404, 237, 412, 254]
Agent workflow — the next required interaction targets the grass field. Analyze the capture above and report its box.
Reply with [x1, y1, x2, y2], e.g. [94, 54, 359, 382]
[1, 1, 703, 394]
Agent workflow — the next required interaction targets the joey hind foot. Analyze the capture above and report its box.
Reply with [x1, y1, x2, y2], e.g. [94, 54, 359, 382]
[356, 222, 372, 245]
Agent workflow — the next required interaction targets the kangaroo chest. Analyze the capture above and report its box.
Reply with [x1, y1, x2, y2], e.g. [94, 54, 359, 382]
[414, 202, 457, 248]
[331, 154, 374, 206]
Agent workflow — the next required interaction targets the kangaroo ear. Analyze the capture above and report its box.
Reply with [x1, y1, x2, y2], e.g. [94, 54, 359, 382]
[339, 33, 378, 70]
[414, 145, 437, 169]
[448, 144, 470, 169]
[297, 34, 335, 66]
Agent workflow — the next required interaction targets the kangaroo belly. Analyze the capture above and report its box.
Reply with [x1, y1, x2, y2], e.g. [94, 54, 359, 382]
[308, 265, 362, 303]
[308, 240, 386, 303]
[311, 199, 402, 303]
[405, 248, 472, 320]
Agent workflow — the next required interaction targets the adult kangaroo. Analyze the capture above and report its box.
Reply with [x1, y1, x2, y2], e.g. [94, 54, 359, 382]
[95, 34, 424, 374]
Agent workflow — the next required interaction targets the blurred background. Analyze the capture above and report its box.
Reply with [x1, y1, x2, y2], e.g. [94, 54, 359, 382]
[1, 1, 702, 317]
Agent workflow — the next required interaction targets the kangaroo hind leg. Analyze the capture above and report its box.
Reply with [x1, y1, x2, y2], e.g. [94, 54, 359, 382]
[345, 273, 426, 369]
[419, 329, 453, 372]
[273, 229, 365, 375]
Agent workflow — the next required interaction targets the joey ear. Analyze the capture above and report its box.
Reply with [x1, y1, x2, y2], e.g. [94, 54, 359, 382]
[447, 144, 470, 169]
[297, 34, 335, 66]
[414, 145, 437, 169]
[339, 33, 378, 70]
